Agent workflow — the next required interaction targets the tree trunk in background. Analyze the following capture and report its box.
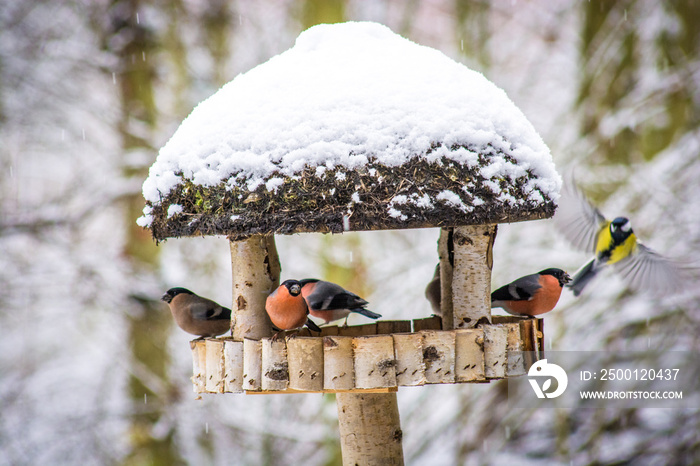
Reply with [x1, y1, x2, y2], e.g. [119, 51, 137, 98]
[92, 0, 240, 461]
[300, 0, 346, 28]
[114, 1, 180, 464]
[97, 1, 179, 464]
[454, 0, 491, 70]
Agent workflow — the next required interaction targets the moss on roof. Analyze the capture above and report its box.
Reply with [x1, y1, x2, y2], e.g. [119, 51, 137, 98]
[147, 150, 555, 241]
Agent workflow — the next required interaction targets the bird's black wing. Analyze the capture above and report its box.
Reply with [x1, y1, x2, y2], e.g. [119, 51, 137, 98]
[191, 301, 231, 321]
[491, 274, 541, 302]
[323, 292, 369, 310]
[306, 281, 369, 310]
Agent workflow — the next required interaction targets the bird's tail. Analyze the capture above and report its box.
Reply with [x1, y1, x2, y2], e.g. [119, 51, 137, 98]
[568, 258, 598, 296]
[351, 308, 382, 319]
[306, 318, 322, 333]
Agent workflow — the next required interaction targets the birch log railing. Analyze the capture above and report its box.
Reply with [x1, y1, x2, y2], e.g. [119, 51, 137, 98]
[190, 316, 545, 395]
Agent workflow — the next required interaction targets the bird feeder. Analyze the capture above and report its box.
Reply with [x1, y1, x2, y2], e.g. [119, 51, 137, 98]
[139, 22, 558, 466]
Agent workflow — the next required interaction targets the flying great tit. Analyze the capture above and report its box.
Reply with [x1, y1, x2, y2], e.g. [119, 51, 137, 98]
[555, 181, 686, 297]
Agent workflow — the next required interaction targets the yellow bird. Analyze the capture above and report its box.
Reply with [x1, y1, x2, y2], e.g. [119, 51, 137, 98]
[555, 181, 686, 297]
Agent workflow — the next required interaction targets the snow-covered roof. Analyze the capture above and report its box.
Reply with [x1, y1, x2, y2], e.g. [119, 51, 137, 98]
[139, 21, 561, 240]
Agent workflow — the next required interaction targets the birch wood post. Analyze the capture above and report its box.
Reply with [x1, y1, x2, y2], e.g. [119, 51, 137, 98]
[438, 227, 454, 329]
[191, 340, 206, 394]
[261, 337, 288, 391]
[287, 337, 324, 391]
[243, 338, 262, 391]
[223, 340, 244, 393]
[455, 328, 486, 382]
[392, 333, 426, 386]
[231, 235, 280, 341]
[324, 336, 354, 390]
[483, 324, 508, 379]
[421, 330, 456, 384]
[452, 225, 497, 329]
[353, 335, 397, 389]
[205, 339, 225, 393]
[505, 323, 526, 376]
[336, 392, 404, 466]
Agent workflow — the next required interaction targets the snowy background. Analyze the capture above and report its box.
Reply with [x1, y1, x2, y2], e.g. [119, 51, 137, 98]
[1, 1, 699, 465]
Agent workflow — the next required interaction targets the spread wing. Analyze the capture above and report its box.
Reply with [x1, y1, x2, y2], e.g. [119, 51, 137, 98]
[554, 178, 607, 253]
[614, 243, 688, 296]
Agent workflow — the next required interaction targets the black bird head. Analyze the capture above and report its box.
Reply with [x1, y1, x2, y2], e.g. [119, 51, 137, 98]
[161, 287, 194, 303]
[281, 279, 302, 297]
[539, 268, 572, 287]
[610, 217, 633, 243]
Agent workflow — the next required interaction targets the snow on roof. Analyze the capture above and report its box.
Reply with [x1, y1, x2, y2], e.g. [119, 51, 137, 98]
[139, 21, 561, 239]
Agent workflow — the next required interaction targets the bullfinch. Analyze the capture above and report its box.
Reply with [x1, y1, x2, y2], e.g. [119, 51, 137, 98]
[424, 264, 441, 316]
[266, 279, 322, 334]
[298, 279, 381, 325]
[161, 287, 232, 338]
[491, 268, 571, 316]
[555, 181, 687, 296]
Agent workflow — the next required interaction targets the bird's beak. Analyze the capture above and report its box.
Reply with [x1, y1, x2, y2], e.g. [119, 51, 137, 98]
[161, 293, 171, 303]
[563, 273, 572, 284]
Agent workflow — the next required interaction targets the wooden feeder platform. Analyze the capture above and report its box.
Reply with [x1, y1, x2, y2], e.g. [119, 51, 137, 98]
[191, 315, 544, 395]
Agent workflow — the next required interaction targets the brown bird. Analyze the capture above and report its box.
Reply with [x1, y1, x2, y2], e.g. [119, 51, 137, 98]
[491, 268, 571, 316]
[161, 287, 232, 338]
[424, 264, 441, 316]
[266, 280, 321, 335]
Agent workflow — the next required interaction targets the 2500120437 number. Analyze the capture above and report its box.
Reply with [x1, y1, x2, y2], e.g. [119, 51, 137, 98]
[600, 368, 679, 381]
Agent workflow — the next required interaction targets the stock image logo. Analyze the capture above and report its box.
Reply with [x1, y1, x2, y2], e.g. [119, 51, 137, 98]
[528, 359, 568, 399]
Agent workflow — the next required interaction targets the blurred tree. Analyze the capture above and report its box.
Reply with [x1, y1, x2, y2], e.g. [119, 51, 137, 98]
[93, 1, 182, 464]
[454, 0, 491, 70]
[578, 0, 699, 167]
[201, 0, 234, 87]
[299, 0, 345, 28]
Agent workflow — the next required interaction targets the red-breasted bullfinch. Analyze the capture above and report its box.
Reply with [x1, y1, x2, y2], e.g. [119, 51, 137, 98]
[298, 279, 381, 325]
[266, 280, 322, 334]
[424, 264, 441, 315]
[161, 287, 232, 338]
[555, 180, 689, 296]
[491, 269, 571, 316]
